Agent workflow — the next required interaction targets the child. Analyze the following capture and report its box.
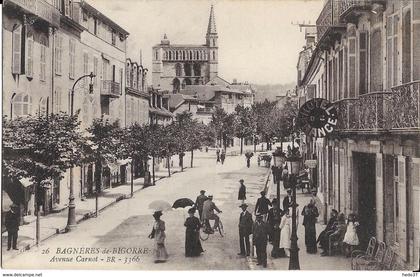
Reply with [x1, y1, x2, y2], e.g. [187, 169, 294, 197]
[342, 213, 359, 257]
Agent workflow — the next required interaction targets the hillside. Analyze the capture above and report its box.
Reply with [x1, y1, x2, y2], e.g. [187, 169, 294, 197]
[252, 83, 296, 102]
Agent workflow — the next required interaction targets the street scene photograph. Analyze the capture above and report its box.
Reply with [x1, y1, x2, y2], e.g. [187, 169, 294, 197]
[1, 0, 419, 273]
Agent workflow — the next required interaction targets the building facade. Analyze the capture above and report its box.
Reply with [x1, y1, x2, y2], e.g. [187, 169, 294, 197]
[125, 58, 149, 126]
[299, 0, 420, 270]
[152, 5, 218, 92]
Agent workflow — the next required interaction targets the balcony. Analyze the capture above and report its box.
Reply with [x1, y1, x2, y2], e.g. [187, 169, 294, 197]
[316, 0, 345, 48]
[335, 83, 420, 134]
[389, 81, 420, 131]
[101, 80, 120, 98]
[6, 0, 60, 27]
[339, 0, 386, 22]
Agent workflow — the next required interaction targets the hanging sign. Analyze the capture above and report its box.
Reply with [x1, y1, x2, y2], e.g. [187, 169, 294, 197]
[297, 98, 338, 138]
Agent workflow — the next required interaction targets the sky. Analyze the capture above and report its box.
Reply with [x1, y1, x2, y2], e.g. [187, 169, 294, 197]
[91, 0, 324, 85]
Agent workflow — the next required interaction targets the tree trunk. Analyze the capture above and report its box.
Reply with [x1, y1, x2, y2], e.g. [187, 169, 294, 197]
[94, 159, 102, 193]
[240, 137, 243, 155]
[152, 155, 156, 185]
[280, 137, 283, 152]
[167, 155, 171, 177]
[253, 136, 257, 153]
[190, 150, 194, 168]
[130, 162, 134, 197]
[35, 182, 40, 246]
[180, 153, 184, 172]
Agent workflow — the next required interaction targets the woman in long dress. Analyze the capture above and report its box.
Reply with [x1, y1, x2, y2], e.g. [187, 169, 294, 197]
[184, 208, 204, 257]
[279, 208, 292, 257]
[148, 211, 168, 263]
[302, 199, 319, 253]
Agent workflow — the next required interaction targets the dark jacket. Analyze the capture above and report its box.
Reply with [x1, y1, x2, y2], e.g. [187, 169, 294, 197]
[255, 197, 272, 214]
[282, 195, 292, 211]
[238, 210, 253, 235]
[5, 210, 20, 232]
[238, 184, 246, 200]
[253, 220, 269, 244]
[195, 195, 207, 211]
[267, 207, 283, 227]
[302, 204, 319, 226]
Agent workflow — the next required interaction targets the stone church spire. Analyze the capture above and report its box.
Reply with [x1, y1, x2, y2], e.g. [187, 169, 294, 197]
[207, 5, 217, 35]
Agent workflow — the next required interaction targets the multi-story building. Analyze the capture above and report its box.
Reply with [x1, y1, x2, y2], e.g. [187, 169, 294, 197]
[125, 58, 149, 126]
[299, 0, 419, 269]
[149, 89, 174, 125]
[152, 5, 218, 92]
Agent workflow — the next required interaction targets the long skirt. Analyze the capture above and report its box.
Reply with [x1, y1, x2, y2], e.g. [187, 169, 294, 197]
[185, 230, 204, 257]
[304, 224, 317, 253]
[155, 242, 168, 261]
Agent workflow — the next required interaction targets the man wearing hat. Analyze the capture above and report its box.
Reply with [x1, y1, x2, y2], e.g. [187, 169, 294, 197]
[238, 179, 246, 204]
[5, 204, 20, 250]
[254, 191, 272, 222]
[253, 213, 269, 267]
[202, 195, 222, 234]
[195, 190, 208, 221]
[282, 189, 293, 211]
[238, 203, 253, 257]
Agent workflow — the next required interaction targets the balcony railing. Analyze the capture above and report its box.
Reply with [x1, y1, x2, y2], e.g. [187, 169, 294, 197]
[390, 81, 420, 130]
[316, 0, 343, 44]
[101, 80, 121, 98]
[339, 0, 386, 21]
[6, 0, 60, 27]
[335, 83, 420, 133]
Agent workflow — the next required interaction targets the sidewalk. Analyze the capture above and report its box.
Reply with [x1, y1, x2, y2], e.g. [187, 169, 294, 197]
[265, 178, 351, 270]
[1, 163, 188, 262]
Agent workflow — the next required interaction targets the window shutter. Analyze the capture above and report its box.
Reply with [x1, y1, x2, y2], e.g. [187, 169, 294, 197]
[12, 25, 22, 74]
[376, 153, 384, 241]
[370, 29, 383, 92]
[398, 155, 408, 261]
[40, 45, 46, 81]
[393, 15, 399, 86]
[359, 32, 368, 95]
[93, 57, 98, 86]
[72, 2, 80, 23]
[69, 39, 75, 79]
[26, 36, 34, 78]
[64, 0, 70, 16]
[348, 37, 356, 98]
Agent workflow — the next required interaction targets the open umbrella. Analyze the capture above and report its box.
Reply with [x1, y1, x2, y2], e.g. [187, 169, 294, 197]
[172, 198, 195, 209]
[149, 200, 172, 212]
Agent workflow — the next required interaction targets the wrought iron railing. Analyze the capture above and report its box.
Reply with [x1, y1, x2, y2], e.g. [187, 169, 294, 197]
[359, 92, 392, 130]
[335, 98, 358, 131]
[339, 0, 386, 20]
[101, 80, 121, 98]
[316, 0, 341, 42]
[390, 81, 420, 130]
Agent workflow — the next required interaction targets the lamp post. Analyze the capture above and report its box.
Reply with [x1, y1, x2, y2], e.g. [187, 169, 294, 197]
[286, 140, 301, 270]
[66, 72, 95, 232]
[272, 147, 286, 207]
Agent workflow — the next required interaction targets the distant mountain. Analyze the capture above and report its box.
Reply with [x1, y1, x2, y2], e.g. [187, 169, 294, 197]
[252, 83, 296, 102]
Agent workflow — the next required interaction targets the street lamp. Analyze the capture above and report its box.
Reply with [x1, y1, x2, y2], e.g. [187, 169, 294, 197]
[286, 144, 301, 270]
[66, 72, 95, 232]
[272, 147, 286, 207]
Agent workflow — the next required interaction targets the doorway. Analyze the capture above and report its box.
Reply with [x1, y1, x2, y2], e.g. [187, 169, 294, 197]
[353, 152, 376, 249]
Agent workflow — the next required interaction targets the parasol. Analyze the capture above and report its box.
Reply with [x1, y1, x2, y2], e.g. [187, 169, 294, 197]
[148, 200, 172, 211]
[172, 198, 195, 209]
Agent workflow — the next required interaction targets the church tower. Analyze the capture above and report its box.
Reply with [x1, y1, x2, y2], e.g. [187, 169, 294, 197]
[206, 5, 218, 80]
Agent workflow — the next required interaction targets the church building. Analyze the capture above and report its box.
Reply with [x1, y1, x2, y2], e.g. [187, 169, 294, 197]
[152, 5, 218, 92]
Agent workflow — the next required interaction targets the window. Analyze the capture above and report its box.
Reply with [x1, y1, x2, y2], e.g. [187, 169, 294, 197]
[93, 56, 98, 86]
[12, 25, 22, 74]
[348, 36, 356, 98]
[119, 68, 123, 94]
[12, 93, 32, 117]
[64, 0, 70, 16]
[39, 97, 48, 116]
[126, 63, 131, 87]
[54, 87, 62, 113]
[94, 19, 98, 35]
[155, 51, 159, 60]
[83, 51, 89, 86]
[370, 29, 382, 92]
[69, 39, 76, 79]
[126, 97, 132, 126]
[55, 33, 63, 75]
[111, 30, 116, 46]
[212, 51, 215, 60]
[402, 9, 411, 84]
[393, 156, 399, 243]
[359, 32, 368, 95]
[40, 38, 47, 81]
[175, 63, 182, 76]
[387, 14, 399, 89]
[26, 34, 34, 78]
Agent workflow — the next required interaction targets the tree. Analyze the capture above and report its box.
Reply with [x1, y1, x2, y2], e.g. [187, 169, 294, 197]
[210, 107, 237, 150]
[86, 116, 122, 193]
[2, 112, 86, 244]
[234, 105, 256, 155]
[252, 100, 278, 150]
[272, 98, 299, 150]
[143, 123, 165, 185]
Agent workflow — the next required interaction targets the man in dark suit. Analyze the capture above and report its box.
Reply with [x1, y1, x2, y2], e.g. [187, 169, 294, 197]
[254, 191, 272, 222]
[238, 179, 246, 204]
[253, 214, 269, 267]
[238, 203, 253, 257]
[5, 204, 20, 250]
[282, 189, 292, 211]
[195, 190, 207, 221]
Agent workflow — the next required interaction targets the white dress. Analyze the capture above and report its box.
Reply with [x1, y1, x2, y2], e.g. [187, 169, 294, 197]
[343, 222, 359, 246]
[279, 215, 292, 249]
